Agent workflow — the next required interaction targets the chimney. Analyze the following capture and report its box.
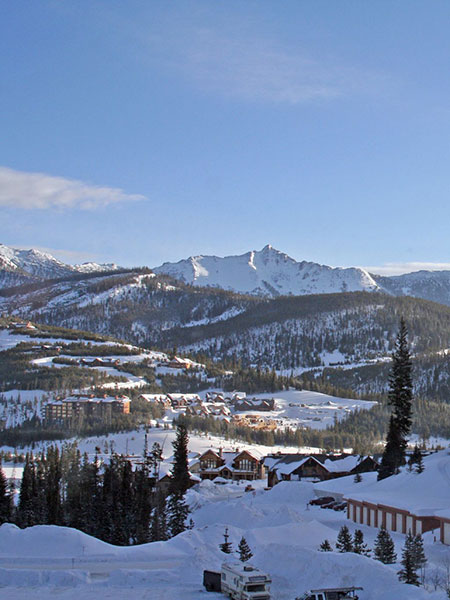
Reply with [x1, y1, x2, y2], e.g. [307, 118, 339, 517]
[218, 447, 223, 457]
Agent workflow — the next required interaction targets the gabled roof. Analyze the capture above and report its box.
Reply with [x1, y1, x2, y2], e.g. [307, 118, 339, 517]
[323, 455, 362, 473]
[272, 455, 325, 476]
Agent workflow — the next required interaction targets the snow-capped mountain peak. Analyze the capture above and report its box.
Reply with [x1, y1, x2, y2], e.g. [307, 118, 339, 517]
[153, 246, 385, 297]
[0, 243, 120, 285]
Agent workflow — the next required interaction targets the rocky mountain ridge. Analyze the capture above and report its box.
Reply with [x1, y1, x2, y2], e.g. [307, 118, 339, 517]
[0, 243, 119, 287]
[4, 242, 450, 307]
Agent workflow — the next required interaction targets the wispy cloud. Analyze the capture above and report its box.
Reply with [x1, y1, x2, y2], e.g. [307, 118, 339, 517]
[151, 26, 389, 105]
[364, 262, 450, 276]
[0, 166, 145, 210]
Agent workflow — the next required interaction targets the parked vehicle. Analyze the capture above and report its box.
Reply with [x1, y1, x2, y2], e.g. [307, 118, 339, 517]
[296, 586, 363, 600]
[309, 497, 335, 506]
[332, 501, 347, 512]
[203, 569, 221, 592]
[221, 562, 271, 600]
[320, 501, 338, 509]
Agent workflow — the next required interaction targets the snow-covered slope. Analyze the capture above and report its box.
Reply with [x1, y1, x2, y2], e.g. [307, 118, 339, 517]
[154, 245, 383, 297]
[0, 243, 119, 284]
[376, 269, 450, 306]
[0, 478, 446, 599]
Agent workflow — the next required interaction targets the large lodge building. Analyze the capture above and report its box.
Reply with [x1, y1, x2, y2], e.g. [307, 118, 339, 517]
[44, 394, 130, 422]
[344, 450, 450, 545]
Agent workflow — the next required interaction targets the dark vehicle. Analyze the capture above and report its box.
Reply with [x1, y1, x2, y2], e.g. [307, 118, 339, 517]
[203, 569, 221, 592]
[332, 502, 347, 511]
[309, 496, 335, 506]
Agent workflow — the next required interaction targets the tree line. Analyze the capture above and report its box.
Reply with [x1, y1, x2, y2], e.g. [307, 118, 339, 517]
[0, 426, 192, 546]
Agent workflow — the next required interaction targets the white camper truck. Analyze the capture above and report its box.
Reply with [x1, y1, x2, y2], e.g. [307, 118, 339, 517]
[221, 562, 271, 600]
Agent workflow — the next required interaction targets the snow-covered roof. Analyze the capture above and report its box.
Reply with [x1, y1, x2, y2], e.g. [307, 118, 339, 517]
[139, 394, 168, 402]
[167, 393, 201, 401]
[345, 449, 450, 516]
[323, 455, 362, 473]
[48, 395, 130, 405]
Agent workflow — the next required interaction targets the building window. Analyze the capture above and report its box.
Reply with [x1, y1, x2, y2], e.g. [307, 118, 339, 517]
[237, 459, 255, 471]
[201, 458, 218, 469]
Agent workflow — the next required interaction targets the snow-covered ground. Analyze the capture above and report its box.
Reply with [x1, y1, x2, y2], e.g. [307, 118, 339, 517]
[0, 476, 448, 599]
[0, 426, 320, 458]
[220, 389, 377, 431]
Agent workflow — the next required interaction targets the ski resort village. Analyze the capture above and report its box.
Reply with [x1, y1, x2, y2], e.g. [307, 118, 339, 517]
[0, 304, 448, 600]
[3, 3, 450, 598]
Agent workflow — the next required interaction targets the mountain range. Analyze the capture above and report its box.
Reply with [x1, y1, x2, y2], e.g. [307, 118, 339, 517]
[4, 242, 450, 306]
[154, 244, 450, 305]
[0, 243, 119, 288]
[2, 241, 450, 405]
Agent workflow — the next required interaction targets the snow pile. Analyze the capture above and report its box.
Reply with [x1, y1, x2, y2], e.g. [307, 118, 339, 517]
[0, 479, 446, 599]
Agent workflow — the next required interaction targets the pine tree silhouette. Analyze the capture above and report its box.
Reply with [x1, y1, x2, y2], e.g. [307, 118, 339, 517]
[398, 532, 420, 586]
[220, 527, 233, 554]
[353, 529, 371, 556]
[336, 525, 353, 552]
[374, 527, 397, 564]
[237, 537, 253, 562]
[379, 319, 413, 480]
[319, 539, 332, 552]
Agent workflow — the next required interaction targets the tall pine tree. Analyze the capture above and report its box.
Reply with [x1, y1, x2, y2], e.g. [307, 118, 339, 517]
[0, 462, 12, 524]
[167, 425, 191, 537]
[379, 318, 413, 480]
[398, 532, 420, 586]
[169, 425, 190, 496]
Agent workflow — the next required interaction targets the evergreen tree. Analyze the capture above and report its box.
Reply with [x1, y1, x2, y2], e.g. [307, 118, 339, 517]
[398, 533, 419, 586]
[167, 492, 190, 538]
[411, 533, 427, 572]
[148, 442, 163, 479]
[379, 318, 413, 480]
[45, 446, 62, 525]
[150, 491, 169, 542]
[62, 446, 82, 530]
[17, 454, 37, 527]
[408, 444, 424, 474]
[78, 451, 101, 537]
[373, 527, 397, 564]
[378, 416, 404, 480]
[336, 525, 353, 552]
[220, 527, 233, 554]
[237, 537, 253, 562]
[0, 462, 12, 524]
[133, 466, 152, 544]
[415, 451, 424, 474]
[352, 529, 370, 556]
[167, 425, 191, 538]
[169, 425, 190, 496]
[319, 539, 333, 552]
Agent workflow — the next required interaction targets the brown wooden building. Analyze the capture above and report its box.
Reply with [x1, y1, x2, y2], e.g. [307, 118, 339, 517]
[198, 448, 264, 481]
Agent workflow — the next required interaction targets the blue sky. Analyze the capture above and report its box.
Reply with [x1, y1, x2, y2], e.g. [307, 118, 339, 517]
[2, 1, 450, 274]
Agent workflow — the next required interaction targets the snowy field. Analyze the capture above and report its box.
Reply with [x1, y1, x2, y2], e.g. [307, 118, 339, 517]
[0, 476, 448, 599]
[0, 426, 321, 457]
[226, 389, 377, 430]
